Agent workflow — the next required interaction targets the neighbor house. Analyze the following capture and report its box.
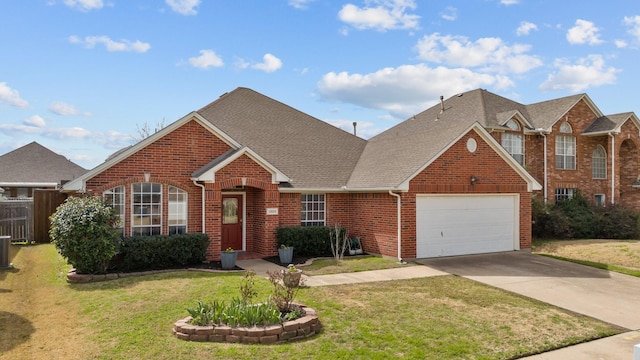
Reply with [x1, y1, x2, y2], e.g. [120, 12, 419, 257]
[0, 142, 87, 199]
[63, 87, 545, 260]
[466, 90, 640, 209]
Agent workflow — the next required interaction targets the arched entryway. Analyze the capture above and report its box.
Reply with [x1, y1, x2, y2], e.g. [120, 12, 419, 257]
[618, 139, 640, 208]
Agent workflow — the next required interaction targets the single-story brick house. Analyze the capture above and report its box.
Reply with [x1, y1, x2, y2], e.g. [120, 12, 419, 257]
[63, 87, 541, 260]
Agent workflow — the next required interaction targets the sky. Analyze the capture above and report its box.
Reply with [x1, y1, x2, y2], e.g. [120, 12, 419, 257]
[2, 0, 640, 169]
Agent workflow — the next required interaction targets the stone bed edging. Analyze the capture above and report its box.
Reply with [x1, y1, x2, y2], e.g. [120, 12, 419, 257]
[173, 305, 321, 344]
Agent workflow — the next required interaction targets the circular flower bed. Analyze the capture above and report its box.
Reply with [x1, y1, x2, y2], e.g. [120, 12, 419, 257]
[173, 304, 320, 344]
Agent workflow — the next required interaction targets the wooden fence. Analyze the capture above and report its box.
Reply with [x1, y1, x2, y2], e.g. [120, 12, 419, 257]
[0, 190, 67, 243]
[0, 199, 33, 243]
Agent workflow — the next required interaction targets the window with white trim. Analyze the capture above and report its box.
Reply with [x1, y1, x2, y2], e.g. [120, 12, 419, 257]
[301, 194, 325, 226]
[555, 122, 576, 170]
[555, 188, 575, 202]
[168, 186, 187, 235]
[502, 133, 524, 165]
[132, 183, 161, 236]
[103, 186, 125, 233]
[595, 194, 606, 206]
[592, 145, 606, 179]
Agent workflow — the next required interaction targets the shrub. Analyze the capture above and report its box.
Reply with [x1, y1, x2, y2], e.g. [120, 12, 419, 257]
[276, 225, 347, 257]
[114, 233, 209, 272]
[49, 196, 120, 274]
[532, 191, 640, 240]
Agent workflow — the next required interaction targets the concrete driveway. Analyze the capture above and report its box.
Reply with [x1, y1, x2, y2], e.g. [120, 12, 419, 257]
[417, 251, 640, 330]
[418, 251, 640, 359]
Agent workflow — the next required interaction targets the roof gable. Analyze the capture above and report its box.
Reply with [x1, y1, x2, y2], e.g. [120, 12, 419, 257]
[0, 142, 87, 186]
[583, 112, 640, 135]
[525, 94, 602, 131]
[192, 147, 290, 184]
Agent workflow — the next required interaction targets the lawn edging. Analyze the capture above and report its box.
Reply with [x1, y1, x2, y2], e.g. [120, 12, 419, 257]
[172, 304, 321, 344]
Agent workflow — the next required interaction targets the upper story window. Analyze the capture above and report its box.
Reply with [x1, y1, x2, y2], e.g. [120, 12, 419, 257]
[501, 119, 524, 165]
[132, 183, 161, 236]
[301, 194, 325, 226]
[103, 186, 125, 232]
[168, 186, 187, 235]
[555, 122, 576, 170]
[592, 145, 607, 179]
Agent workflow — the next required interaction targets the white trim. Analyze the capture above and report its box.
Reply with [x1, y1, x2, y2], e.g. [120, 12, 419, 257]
[63, 112, 242, 192]
[192, 147, 290, 184]
[398, 123, 541, 192]
[222, 192, 246, 251]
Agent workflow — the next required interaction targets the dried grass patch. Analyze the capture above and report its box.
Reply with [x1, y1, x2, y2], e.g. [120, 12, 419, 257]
[534, 240, 640, 270]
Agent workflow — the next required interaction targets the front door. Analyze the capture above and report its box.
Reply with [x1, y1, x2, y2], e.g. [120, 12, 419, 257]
[221, 195, 243, 251]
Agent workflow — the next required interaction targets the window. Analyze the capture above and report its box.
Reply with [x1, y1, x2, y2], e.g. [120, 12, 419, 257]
[131, 183, 161, 236]
[301, 194, 325, 226]
[505, 119, 520, 131]
[502, 133, 524, 165]
[556, 122, 576, 170]
[555, 188, 575, 202]
[168, 186, 187, 235]
[595, 194, 606, 206]
[592, 145, 606, 179]
[104, 186, 125, 233]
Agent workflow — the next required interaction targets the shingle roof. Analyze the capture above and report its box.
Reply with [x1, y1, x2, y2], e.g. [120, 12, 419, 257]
[0, 142, 87, 185]
[524, 94, 587, 130]
[196, 87, 367, 189]
[347, 89, 533, 189]
[583, 112, 634, 134]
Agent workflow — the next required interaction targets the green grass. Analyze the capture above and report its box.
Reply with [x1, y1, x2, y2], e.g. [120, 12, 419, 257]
[1, 244, 623, 360]
[299, 255, 414, 275]
[538, 254, 640, 278]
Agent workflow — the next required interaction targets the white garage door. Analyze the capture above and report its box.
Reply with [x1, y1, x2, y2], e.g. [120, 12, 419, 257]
[416, 195, 519, 258]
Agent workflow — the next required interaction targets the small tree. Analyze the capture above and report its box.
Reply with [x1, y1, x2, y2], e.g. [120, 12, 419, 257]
[50, 196, 120, 274]
[329, 224, 349, 265]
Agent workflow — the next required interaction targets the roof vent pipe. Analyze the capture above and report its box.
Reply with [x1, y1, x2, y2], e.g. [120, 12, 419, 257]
[353, 121, 357, 136]
[440, 95, 444, 113]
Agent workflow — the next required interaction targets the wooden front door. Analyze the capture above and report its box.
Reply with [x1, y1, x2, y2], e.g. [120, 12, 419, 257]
[221, 195, 243, 251]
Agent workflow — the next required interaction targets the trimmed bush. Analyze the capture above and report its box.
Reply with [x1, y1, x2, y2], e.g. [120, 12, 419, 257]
[276, 226, 347, 257]
[114, 233, 209, 272]
[49, 196, 120, 274]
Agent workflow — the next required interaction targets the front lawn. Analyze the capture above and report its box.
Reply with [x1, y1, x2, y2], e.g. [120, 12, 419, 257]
[533, 239, 640, 277]
[298, 255, 415, 276]
[1, 244, 622, 359]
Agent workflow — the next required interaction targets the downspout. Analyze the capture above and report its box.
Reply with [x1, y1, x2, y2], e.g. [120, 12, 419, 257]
[193, 181, 206, 233]
[542, 133, 548, 203]
[388, 190, 403, 263]
[610, 133, 615, 205]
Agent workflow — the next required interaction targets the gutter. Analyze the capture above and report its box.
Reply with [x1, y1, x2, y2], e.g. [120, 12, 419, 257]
[193, 180, 206, 233]
[534, 129, 550, 203]
[388, 190, 404, 263]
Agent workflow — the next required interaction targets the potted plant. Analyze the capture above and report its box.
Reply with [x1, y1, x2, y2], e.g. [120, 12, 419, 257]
[282, 264, 302, 288]
[220, 247, 238, 270]
[278, 244, 294, 264]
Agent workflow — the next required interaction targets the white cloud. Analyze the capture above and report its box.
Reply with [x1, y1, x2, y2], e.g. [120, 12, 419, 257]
[338, 0, 420, 32]
[567, 19, 603, 45]
[165, 0, 200, 15]
[289, 0, 315, 9]
[49, 101, 90, 116]
[500, 0, 519, 5]
[317, 64, 501, 118]
[185, 50, 224, 69]
[23, 115, 46, 127]
[251, 53, 283, 73]
[415, 33, 542, 74]
[64, 0, 103, 11]
[516, 21, 538, 36]
[540, 55, 619, 92]
[0, 82, 29, 108]
[615, 39, 628, 48]
[623, 15, 640, 42]
[440, 6, 457, 21]
[69, 35, 151, 53]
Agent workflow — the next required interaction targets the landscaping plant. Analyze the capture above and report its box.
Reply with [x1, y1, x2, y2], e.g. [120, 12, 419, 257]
[49, 196, 120, 274]
[329, 224, 349, 265]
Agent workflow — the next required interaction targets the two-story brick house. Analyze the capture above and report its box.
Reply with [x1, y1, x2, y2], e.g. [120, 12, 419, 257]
[465, 89, 640, 208]
[64, 87, 543, 261]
